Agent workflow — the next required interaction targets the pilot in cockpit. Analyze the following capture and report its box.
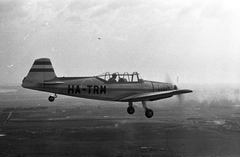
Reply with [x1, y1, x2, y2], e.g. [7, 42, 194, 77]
[108, 73, 117, 83]
[119, 77, 127, 83]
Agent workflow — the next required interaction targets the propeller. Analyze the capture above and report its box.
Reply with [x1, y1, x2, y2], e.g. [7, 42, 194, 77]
[175, 75, 184, 103]
[165, 74, 184, 104]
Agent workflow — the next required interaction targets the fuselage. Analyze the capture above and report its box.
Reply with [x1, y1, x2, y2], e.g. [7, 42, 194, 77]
[22, 76, 174, 102]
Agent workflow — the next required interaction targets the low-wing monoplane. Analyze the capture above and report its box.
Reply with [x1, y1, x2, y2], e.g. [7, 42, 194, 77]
[22, 58, 192, 118]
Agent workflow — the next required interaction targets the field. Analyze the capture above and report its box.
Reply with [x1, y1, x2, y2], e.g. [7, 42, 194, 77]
[0, 85, 240, 157]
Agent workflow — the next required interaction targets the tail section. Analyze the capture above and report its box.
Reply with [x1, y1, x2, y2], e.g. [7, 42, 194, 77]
[22, 58, 57, 89]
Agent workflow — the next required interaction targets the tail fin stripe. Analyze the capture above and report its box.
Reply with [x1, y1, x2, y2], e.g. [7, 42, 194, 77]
[30, 69, 54, 72]
[33, 61, 52, 65]
[32, 65, 53, 69]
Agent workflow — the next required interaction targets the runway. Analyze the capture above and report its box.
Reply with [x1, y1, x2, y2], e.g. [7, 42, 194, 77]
[0, 86, 240, 156]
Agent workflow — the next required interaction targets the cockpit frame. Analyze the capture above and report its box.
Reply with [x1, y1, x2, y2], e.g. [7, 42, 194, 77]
[96, 72, 144, 84]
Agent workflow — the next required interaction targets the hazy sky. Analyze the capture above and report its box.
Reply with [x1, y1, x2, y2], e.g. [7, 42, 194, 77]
[0, 0, 240, 85]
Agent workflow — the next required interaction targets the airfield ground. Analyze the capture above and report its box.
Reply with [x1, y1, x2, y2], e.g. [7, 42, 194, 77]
[0, 86, 240, 157]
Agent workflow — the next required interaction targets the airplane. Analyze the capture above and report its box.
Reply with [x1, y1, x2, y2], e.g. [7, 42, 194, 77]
[21, 58, 192, 118]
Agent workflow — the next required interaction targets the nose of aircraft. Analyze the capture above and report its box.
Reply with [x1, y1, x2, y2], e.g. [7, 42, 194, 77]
[173, 84, 178, 90]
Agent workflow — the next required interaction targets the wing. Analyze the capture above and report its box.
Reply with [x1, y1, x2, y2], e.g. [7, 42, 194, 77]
[118, 89, 192, 102]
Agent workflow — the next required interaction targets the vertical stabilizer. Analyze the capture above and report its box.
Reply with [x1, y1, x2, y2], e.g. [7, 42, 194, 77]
[22, 58, 57, 89]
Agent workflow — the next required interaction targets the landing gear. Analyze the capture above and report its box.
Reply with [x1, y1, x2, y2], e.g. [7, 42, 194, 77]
[48, 96, 55, 102]
[142, 101, 154, 118]
[48, 94, 57, 102]
[126, 101, 154, 118]
[145, 108, 154, 118]
[127, 106, 135, 114]
[127, 101, 135, 114]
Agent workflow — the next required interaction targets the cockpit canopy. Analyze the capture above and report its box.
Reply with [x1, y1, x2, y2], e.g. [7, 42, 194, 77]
[96, 72, 144, 83]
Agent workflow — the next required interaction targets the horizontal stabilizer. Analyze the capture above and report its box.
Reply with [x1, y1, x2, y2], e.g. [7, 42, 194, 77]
[42, 81, 64, 85]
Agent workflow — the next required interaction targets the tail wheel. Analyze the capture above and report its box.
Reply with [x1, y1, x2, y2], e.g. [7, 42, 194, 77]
[145, 109, 154, 118]
[48, 96, 55, 102]
[127, 106, 135, 114]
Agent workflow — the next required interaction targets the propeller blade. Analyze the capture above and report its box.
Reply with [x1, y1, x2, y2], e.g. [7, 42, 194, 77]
[177, 94, 184, 104]
[176, 75, 179, 85]
[165, 73, 173, 84]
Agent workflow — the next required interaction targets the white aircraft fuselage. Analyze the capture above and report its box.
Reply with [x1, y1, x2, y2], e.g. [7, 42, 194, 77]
[22, 58, 192, 118]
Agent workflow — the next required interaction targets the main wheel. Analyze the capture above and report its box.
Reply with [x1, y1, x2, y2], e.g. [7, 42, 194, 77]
[48, 96, 55, 102]
[145, 109, 154, 118]
[127, 106, 135, 114]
